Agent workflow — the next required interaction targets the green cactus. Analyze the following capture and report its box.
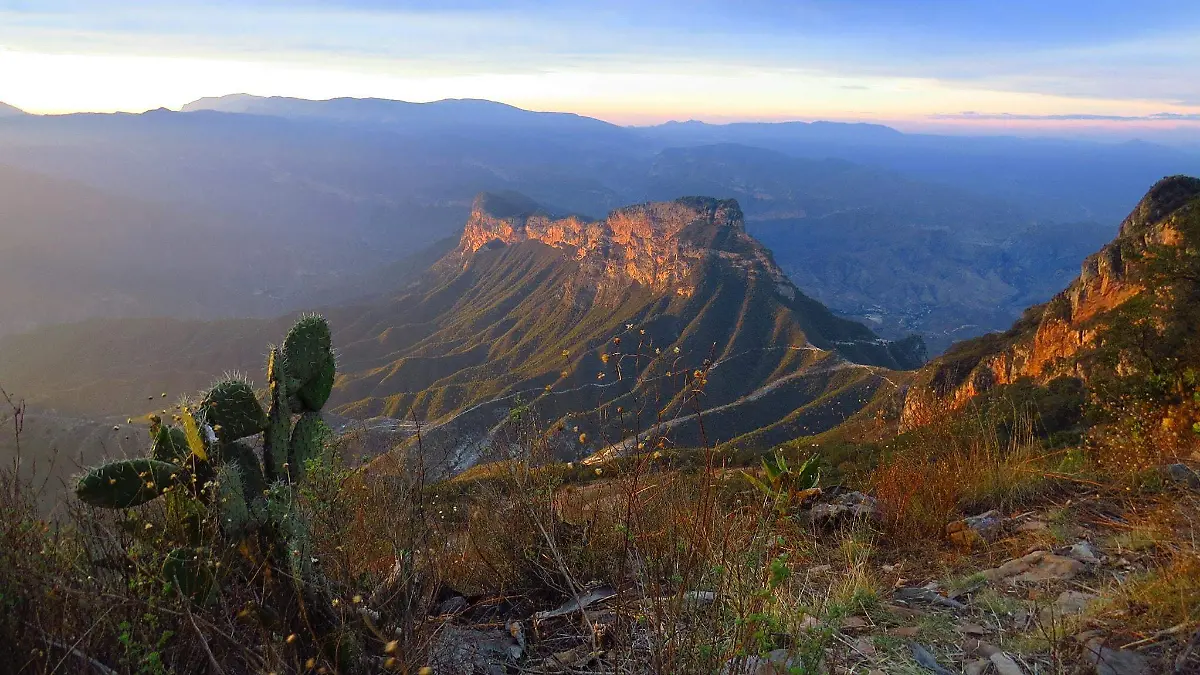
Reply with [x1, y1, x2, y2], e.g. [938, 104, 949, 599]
[296, 352, 335, 412]
[262, 348, 292, 482]
[214, 441, 267, 501]
[289, 412, 332, 482]
[163, 547, 214, 603]
[150, 425, 191, 464]
[282, 314, 332, 388]
[213, 464, 251, 535]
[200, 378, 267, 443]
[76, 458, 186, 508]
[73, 314, 352, 659]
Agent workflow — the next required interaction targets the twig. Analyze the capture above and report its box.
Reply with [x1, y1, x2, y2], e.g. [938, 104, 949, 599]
[1176, 626, 1200, 673]
[48, 606, 115, 675]
[177, 586, 227, 675]
[1120, 622, 1190, 650]
[32, 627, 119, 675]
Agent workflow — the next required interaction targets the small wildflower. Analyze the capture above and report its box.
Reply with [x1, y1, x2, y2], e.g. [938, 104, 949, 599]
[286, 633, 298, 645]
[384, 640, 399, 654]
[594, 467, 603, 476]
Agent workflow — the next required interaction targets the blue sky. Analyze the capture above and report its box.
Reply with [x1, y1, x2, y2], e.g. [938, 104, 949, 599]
[1, 0, 1199, 135]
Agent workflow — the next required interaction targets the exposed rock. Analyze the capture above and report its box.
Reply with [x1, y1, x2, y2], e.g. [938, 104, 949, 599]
[853, 637, 876, 657]
[990, 652, 1025, 675]
[437, 595, 470, 616]
[901, 175, 1200, 428]
[1083, 638, 1150, 675]
[1161, 463, 1200, 490]
[721, 648, 800, 675]
[964, 659, 991, 675]
[947, 510, 1005, 549]
[1067, 541, 1101, 564]
[429, 621, 526, 675]
[459, 194, 794, 299]
[910, 642, 954, 674]
[1015, 519, 1049, 534]
[893, 586, 967, 610]
[1052, 590, 1098, 617]
[982, 551, 1084, 584]
[809, 491, 880, 523]
[534, 585, 617, 622]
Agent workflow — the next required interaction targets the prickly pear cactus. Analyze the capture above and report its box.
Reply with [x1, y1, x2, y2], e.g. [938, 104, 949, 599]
[150, 425, 191, 464]
[200, 377, 267, 443]
[282, 314, 332, 386]
[73, 314, 340, 610]
[75, 458, 185, 508]
[163, 547, 215, 603]
[288, 412, 332, 482]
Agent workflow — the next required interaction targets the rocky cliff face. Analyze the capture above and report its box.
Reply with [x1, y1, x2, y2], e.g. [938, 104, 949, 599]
[458, 192, 798, 300]
[903, 175, 1200, 427]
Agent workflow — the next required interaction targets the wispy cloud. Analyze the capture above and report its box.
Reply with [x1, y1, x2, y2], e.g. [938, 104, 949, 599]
[933, 111, 1200, 122]
[2, 0, 1199, 125]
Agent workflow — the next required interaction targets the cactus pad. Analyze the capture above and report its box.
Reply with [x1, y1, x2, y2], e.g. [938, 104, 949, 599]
[150, 425, 191, 464]
[288, 412, 332, 481]
[214, 441, 267, 500]
[163, 547, 214, 603]
[75, 458, 184, 508]
[200, 379, 267, 442]
[213, 464, 251, 535]
[282, 314, 332, 388]
[295, 352, 335, 412]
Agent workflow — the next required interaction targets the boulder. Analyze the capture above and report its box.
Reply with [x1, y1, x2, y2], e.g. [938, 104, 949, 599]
[1161, 463, 1200, 490]
[809, 491, 879, 523]
[982, 551, 1083, 584]
[947, 509, 1005, 550]
[1083, 638, 1150, 675]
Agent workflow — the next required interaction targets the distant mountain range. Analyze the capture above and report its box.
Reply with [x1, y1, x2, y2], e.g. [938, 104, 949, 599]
[0, 102, 26, 118]
[1, 94, 1196, 350]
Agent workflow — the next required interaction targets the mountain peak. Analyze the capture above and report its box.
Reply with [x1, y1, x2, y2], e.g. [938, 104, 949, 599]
[460, 194, 765, 296]
[0, 101, 27, 118]
[1119, 175, 1200, 237]
[905, 174, 1200, 426]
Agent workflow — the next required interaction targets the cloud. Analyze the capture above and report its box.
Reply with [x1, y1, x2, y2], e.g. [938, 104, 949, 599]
[932, 111, 1200, 122]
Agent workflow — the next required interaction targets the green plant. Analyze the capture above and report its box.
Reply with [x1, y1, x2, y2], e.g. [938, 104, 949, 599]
[743, 449, 820, 514]
[72, 314, 356, 666]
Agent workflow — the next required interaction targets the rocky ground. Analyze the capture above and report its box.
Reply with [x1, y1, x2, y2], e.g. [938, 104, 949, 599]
[404, 463, 1200, 674]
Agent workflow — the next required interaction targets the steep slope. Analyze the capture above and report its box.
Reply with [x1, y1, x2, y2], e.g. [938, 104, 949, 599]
[903, 175, 1200, 427]
[0, 102, 26, 118]
[0, 194, 922, 474]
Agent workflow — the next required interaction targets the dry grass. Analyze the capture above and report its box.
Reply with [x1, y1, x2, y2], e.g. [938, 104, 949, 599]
[872, 401, 1058, 543]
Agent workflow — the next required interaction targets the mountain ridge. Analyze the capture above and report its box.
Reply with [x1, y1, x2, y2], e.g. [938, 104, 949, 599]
[0, 102, 25, 118]
[902, 175, 1200, 426]
[0, 193, 924, 474]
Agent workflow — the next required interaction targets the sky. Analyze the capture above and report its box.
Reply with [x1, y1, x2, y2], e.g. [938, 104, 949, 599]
[2, 0, 1200, 138]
